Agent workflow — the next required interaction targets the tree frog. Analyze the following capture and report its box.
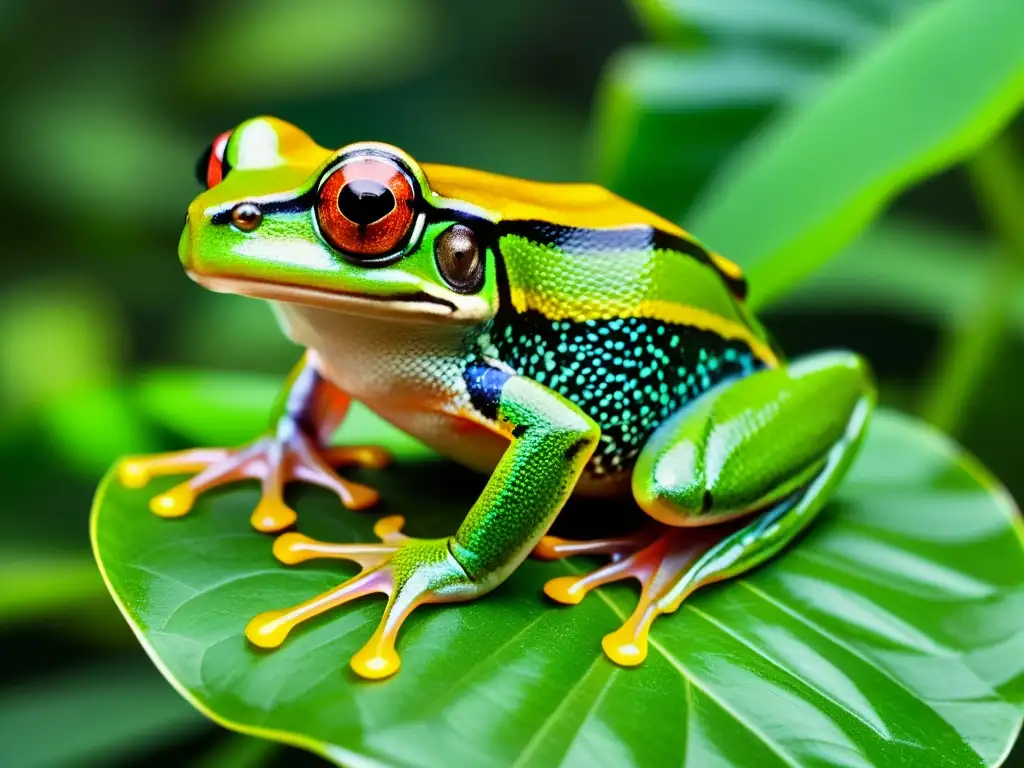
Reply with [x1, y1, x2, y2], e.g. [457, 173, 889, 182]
[120, 116, 874, 680]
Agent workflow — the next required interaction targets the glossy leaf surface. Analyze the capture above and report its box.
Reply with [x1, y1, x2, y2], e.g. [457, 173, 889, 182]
[93, 410, 1024, 766]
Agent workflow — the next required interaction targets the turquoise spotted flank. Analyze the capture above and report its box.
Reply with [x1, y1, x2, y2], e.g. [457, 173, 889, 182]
[471, 310, 759, 476]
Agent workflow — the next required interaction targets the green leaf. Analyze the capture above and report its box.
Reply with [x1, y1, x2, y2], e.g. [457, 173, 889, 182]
[777, 219, 1024, 330]
[687, 0, 1024, 309]
[591, 48, 817, 217]
[632, 0, 881, 51]
[0, 663, 205, 767]
[594, 0, 911, 219]
[93, 411, 1024, 766]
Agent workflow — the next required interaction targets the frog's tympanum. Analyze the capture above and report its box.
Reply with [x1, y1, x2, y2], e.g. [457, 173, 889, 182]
[120, 117, 874, 680]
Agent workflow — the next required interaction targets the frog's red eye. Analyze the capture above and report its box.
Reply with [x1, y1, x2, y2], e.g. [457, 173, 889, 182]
[315, 157, 416, 260]
[195, 130, 232, 189]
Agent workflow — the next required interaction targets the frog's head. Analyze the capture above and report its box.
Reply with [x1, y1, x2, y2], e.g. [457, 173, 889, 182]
[181, 116, 500, 324]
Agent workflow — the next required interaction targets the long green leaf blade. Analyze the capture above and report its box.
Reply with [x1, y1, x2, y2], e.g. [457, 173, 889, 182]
[592, 48, 817, 217]
[688, 0, 1024, 309]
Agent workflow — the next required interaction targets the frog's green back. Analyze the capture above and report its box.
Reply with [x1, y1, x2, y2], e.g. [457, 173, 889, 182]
[493, 227, 771, 362]
[423, 162, 749, 298]
[424, 165, 779, 477]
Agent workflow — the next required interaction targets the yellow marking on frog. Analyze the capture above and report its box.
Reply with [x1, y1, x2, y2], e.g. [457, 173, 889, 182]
[709, 251, 744, 280]
[423, 163, 746, 283]
[232, 116, 333, 172]
[507, 285, 778, 365]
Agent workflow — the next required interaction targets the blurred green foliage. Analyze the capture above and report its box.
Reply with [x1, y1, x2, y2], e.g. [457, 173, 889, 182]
[0, 0, 1022, 765]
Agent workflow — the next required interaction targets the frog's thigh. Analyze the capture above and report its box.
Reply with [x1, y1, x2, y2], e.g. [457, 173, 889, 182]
[633, 350, 874, 526]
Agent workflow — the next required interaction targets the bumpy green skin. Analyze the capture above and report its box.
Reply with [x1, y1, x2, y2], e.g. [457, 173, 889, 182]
[452, 375, 599, 585]
[174, 117, 878, 671]
[454, 351, 873, 595]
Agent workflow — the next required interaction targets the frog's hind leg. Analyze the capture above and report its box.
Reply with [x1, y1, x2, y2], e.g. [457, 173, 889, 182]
[544, 351, 874, 666]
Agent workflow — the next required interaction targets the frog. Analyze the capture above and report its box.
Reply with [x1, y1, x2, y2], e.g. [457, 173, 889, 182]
[119, 116, 875, 681]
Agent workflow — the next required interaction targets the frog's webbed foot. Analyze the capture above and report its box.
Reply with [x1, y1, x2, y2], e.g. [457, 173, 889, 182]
[246, 516, 479, 680]
[540, 527, 727, 667]
[118, 428, 390, 533]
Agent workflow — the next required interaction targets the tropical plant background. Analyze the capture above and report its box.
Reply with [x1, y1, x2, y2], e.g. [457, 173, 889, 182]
[1, 0, 1022, 766]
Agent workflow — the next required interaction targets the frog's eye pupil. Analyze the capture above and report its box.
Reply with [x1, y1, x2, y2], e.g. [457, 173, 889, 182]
[337, 180, 396, 225]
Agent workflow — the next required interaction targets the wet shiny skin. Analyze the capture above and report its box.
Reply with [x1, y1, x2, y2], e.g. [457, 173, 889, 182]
[119, 116, 875, 679]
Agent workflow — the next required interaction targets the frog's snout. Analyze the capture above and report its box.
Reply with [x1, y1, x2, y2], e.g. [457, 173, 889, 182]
[177, 215, 193, 269]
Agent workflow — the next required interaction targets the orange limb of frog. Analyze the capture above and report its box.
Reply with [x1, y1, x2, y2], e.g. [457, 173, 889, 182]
[118, 355, 390, 532]
[535, 525, 737, 666]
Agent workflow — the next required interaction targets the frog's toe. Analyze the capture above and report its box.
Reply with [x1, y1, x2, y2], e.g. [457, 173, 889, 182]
[290, 440, 385, 511]
[532, 527, 658, 561]
[321, 445, 392, 472]
[140, 445, 263, 519]
[119, 448, 233, 492]
[119, 433, 389, 532]
[248, 517, 478, 680]
[543, 527, 727, 668]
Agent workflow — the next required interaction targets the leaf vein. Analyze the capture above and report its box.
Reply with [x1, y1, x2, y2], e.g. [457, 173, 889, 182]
[738, 581, 989, 764]
[561, 562, 800, 768]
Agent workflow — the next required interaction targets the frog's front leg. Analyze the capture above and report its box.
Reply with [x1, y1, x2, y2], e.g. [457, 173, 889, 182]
[245, 365, 600, 679]
[118, 352, 389, 532]
[541, 351, 874, 666]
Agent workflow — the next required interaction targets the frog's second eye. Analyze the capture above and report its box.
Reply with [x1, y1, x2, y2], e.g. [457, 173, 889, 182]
[435, 224, 483, 293]
[195, 130, 232, 189]
[316, 158, 416, 260]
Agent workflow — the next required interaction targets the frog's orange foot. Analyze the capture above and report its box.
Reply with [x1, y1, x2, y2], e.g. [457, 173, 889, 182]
[118, 434, 391, 533]
[247, 516, 476, 681]
[541, 527, 723, 667]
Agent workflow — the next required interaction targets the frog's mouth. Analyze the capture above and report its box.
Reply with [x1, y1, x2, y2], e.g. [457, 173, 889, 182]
[188, 270, 464, 319]
[187, 271, 466, 321]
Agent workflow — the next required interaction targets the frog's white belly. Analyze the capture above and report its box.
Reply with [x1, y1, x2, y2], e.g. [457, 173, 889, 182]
[272, 302, 472, 403]
[272, 301, 628, 497]
[274, 301, 503, 469]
